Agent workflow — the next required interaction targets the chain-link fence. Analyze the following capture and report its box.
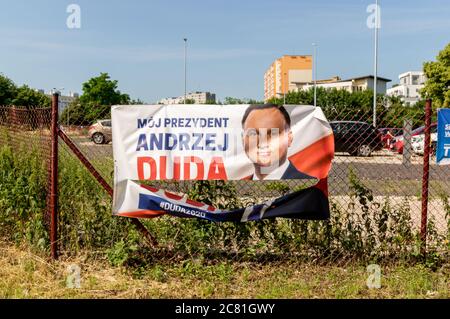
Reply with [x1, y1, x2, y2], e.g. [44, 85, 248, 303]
[1, 102, 449, 263]
[0, 106, 52, 246]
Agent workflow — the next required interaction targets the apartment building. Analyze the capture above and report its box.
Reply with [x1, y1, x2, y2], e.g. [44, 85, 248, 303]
[298, 75, 391, 94]
[264, 55, 312, 101]
[158, 91, 216, 104]
[386, 71, 426, 106]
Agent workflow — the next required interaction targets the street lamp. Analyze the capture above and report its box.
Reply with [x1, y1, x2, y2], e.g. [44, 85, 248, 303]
[373, 0, 379, 127]
[183, 38, 187, 105]
[312, 43, 317, 107]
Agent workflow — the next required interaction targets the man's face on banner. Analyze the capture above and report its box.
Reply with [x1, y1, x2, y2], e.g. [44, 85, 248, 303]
[242, 108, 293, 168]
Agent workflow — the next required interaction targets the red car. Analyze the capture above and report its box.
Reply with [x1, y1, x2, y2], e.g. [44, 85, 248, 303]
[391, 123, 437, 154]
[378, 128, 402, 149]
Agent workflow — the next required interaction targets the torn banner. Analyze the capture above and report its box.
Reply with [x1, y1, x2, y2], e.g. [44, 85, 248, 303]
[112, 104, 334, 221]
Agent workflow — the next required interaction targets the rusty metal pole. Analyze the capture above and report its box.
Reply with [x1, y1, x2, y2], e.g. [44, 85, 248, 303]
[420, 99, 432, 255]
[57, 128, 158, 247]
[50, 93, 59, 259]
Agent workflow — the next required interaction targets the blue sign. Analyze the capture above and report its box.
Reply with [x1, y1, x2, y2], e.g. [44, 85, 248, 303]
[437, 109, 450, 165]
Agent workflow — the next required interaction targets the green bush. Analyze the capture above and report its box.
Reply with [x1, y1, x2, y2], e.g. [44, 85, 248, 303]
[0, 144, 49, 249]
[106, 228, 140, 267]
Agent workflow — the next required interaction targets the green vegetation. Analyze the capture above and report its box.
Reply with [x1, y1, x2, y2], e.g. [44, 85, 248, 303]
[0, 74, 18, 105]
[0, 241, 448, 298]
[79, 72, 130, 107]
[184, 98, 196, 104]
[60, 73, 132, 125]
[12, 85, 51, 108]
[0, 74, 50, 108]
[422, 42, 450, 108]
[223, 97, 264, 104]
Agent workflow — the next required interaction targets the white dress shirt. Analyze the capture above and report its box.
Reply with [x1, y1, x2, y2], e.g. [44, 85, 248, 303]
[252, 160, 290, 180]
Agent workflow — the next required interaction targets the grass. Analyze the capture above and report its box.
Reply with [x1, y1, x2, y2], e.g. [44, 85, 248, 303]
[0, 241, 448, 299]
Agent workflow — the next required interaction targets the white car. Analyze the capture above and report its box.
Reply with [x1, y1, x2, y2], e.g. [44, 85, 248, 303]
[411, 133, 437, 155]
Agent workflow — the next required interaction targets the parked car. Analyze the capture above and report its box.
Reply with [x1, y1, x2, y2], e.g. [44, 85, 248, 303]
[391, 123, 437, 154]
[411, 132, 438, 155]
[330, 121, 383, 156]
[88, 119, 112, 144]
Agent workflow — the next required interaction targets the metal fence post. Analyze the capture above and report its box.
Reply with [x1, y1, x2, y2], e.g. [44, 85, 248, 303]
[50, 93, 59, 259]
[420, 99, 432, 255]
[403, 119, 412, 166]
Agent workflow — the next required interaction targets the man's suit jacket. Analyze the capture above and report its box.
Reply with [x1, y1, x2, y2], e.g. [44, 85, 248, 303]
[281, 161, 314, 180]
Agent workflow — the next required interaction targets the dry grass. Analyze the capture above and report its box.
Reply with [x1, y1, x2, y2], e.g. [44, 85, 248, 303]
[0, 241, 448, 299]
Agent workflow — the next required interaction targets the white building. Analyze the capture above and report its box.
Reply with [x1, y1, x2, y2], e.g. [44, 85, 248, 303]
[158, 96, 183, 104]
[158, 91, 216, 104]
[297, 75, 391, 94]
[386, 71, 426, 106]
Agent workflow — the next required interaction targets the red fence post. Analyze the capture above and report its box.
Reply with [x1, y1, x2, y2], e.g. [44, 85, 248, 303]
[50, 93, 59, 259]
[420, 99, 432, 255]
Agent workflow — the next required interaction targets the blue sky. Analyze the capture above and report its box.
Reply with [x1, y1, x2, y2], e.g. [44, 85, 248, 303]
[0, 0, 449, 102]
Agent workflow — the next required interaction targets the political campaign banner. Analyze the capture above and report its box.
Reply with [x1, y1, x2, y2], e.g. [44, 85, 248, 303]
[112, 104, 334, 221]
[437, 108, 450, 165]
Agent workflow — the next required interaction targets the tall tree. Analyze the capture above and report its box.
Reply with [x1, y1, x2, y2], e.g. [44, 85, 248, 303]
[12, 85, 51, 108]
[80, 73, 130, 106]
[62, 73, 131, 124]
[422, 42, 450, 108]
[0, 74, 17, 105]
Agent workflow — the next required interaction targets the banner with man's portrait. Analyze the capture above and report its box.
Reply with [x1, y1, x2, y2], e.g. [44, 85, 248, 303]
[112, 104, 334, 221]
